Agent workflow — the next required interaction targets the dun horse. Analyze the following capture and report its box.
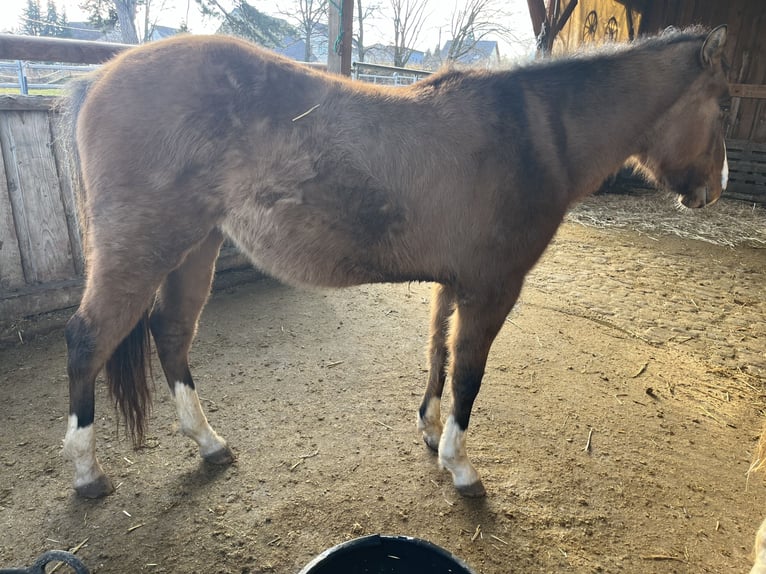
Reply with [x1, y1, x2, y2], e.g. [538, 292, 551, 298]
[61, 26, 730, 498]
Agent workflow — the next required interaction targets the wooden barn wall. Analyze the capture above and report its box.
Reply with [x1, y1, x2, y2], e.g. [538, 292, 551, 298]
[639, 0, 766, 144]
[0, 96, 247, 324]
[553, 0, 766, 203]
[553, 0, 643, 53]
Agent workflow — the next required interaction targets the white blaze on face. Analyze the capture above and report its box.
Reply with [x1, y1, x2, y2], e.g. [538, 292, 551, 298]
[721, 141, 729, 190]
[62, 414, 102, 488]
[173, 381, 228, 457]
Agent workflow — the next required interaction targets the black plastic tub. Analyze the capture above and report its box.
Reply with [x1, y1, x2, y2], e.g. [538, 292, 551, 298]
[299, 534, 475, 574]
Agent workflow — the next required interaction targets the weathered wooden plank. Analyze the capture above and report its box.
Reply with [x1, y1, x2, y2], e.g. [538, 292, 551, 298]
[0, 95, 58, 112]
[730, 83, 766, 100]
[49, 110, 85, 275]
[0, 141, 25, 290]
[0, 33, 128, 65]
[0, 278, 83, 321]
[725, 189, 766, 205]
[0, 110, 75, 283]
[729, 161, 766, 173]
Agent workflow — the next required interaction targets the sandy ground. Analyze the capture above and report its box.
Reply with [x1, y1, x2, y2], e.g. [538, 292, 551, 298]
[0, 195, 765, 574]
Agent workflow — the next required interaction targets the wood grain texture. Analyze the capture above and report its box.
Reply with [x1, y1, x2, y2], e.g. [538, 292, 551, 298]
[0, 110, 75, 283]
[49, 110, 85, 275]
[0, 145, 25, 290]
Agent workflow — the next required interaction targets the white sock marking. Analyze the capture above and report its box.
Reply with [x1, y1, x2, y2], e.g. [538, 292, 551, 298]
[438, 415, 480, 488]
[173, 381, 227, 457]
[62, 414, 104, 488]
[751, 518, 766, 574]
[721, 142, 729, 191]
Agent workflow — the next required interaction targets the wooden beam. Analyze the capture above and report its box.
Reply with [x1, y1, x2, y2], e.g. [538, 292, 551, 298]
[527, 0, 547, 37]
[0, 34, 129, 65]
[327, 0, 354, 76]
[730, 83, 766, 100]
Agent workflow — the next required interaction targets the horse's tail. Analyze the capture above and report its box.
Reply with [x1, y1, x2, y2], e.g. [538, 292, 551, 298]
[58, 72, 154, 447]
[105, 311, 154, 447]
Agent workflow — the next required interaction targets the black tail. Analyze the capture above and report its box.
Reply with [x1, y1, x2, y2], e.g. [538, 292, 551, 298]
[105, 312, 153, 447]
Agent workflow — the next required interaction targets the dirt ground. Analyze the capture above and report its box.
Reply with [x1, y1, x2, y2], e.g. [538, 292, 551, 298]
[1, 195, 765, 574]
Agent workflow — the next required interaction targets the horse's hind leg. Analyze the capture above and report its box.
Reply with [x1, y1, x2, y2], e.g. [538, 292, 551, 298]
[64, 253, 172, 497]
[418, 284, 456, 450]
[439, 283, 522, 497]
[149, 228, 233, 465]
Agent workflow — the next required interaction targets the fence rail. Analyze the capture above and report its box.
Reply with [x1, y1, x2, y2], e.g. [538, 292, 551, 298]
[0, 60, 98, 94]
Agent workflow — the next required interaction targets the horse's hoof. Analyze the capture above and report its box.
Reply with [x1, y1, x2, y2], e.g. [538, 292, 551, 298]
[203, 445, 235, 465]
[75, 474, 115, 498]
[456, 480, 486, 498]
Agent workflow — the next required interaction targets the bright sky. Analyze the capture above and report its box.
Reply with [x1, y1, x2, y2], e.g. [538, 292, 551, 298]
[0, 0, 536, 58]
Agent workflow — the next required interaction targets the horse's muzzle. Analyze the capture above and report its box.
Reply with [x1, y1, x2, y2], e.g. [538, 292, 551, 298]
[680, 185, 721, 209]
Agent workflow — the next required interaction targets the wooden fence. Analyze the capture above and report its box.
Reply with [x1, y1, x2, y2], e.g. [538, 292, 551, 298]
[0, 95, 247, 324]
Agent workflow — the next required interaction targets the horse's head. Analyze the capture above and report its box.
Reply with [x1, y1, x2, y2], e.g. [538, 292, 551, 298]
[641, 25, 730, 208]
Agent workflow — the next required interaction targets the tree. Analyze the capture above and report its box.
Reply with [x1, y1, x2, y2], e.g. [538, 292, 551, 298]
[21, 0, 43, 36]
[21, 0, 70, 37]
[80, 0, 118, 31]
[43, 0, 59, 36]
[389, 0, 429, 67]
[445, 0, 520, 64]
[113, 0, 140, 43]
[354, 0, 382, 62]
[80, 0, 140, 43]
[196, 0, 295, 47]
[278, 0, 328, 62]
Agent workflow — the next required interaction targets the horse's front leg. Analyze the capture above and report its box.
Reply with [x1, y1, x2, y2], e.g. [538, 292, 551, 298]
[439, 284, 521, 497]
[418, 284, 456, 450]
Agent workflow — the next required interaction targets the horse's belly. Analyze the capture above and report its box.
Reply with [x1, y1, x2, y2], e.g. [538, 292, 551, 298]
[221, 210, 389, 289]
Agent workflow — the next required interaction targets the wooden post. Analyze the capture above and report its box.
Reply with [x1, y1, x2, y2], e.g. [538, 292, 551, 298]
[0, 34, 129, 64]
[327, 0, 354, 76]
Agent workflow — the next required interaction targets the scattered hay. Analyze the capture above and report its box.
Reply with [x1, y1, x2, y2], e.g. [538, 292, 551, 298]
[567, 192, 766, 249]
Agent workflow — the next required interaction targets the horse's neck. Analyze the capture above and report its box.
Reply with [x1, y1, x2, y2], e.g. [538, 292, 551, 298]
[522, 43, 700, 200]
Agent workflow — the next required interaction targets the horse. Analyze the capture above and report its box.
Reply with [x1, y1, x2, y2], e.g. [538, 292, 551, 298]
[59, 25, 730, 498]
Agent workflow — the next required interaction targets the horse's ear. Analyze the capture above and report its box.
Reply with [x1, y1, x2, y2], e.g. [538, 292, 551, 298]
[701, 25, 727, 67]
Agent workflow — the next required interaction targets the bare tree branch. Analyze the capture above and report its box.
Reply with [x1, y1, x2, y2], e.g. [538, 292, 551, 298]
[278, 0, 328, 61]
[390, 0, 429, 67]
[445, 0, 520, 63]
[355, 0, 382, 62]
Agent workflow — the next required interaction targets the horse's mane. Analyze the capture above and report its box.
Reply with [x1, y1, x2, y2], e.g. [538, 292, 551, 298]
[419, 26, 712, 91]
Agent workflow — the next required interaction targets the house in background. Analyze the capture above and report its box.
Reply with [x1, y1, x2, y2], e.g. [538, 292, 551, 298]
[362, 43, 425, 68]
[439, 40, 501, 68]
